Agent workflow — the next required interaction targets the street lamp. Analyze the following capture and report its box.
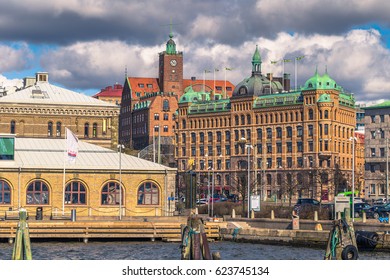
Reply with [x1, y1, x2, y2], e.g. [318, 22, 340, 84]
[245, 143, 253, 218]
[349, 137, 356, 222]
[118, 144, 125, 220]
[378, 130, 389, 203]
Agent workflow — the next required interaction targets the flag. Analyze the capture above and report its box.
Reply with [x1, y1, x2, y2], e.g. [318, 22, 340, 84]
[283, 59, 292, 63]
[296, 55, 305, 61]
[214, 68, 219, 72]
[66, 128, 78, 163]
[270, 60, 279, 64]
[204, 70, 211, 73]
[225, 67, 233, 70]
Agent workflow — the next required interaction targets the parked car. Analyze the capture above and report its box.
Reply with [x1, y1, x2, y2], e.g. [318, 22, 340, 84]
[366, 203, 390, 219]
[373, 198, 387, 205]
[353, 202, 371, 218]
[293, 198, 321, 214]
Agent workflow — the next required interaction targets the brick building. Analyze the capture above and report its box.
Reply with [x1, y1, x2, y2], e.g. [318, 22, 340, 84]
[0, 136, 176, 218]
[0, 72, 120, 149]
[176, 46, 357, 203]
[119, 32, 235, 166]
[93, 83, 123, 105]
[363, 101, 390, 201]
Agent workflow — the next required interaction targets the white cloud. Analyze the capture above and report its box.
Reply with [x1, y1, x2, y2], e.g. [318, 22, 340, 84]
[36, 28, 389, 102]
[0, 43, 33, 72]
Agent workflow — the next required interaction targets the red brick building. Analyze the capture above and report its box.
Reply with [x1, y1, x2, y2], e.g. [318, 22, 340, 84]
[119, 32, 235, 165]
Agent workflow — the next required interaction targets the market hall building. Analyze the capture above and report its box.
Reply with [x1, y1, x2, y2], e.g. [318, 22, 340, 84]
[0, 136, 176, 219]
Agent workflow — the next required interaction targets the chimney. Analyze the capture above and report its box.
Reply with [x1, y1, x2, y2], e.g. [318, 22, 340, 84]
[36, 72, 49, 83]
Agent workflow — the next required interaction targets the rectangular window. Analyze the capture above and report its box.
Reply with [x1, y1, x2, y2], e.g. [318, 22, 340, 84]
[307, 124, 313, 136]
[200, 146, 204, 156]
[225, 145, 231, 155]
[225, 160, 231, 170]
[208, 145, 213, 156]
[370, 184, 376, 194]
[287, 142, 292, 153]
[308, 141, 314, 152]
[371, 148, 376, 157]
[380, 148, 385, 157]
[257, 144, 262, 154]
[267, 158, 272, 168]
[163, 125, 168, 132]
[297, 142, 303, 152]
[181, 147, 186, 156]
[163, 113, 169, 120]
[267, 143, 272, 153]
[154, 113, 159, 120]
[277, 157, 282, 168]
[287, 157, 292, 168]
[277, 142, 282, 153]
[191, 147, 196, 156]
[380, 184, 385, 195]
[297, 157, 303, 167]
[371, 115, 375, 123]
[380, 115, 385, 122]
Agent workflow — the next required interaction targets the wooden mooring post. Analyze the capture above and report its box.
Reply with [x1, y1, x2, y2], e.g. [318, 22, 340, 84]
[180, 215, 220, 260]
[324, 208, 358, 260]
[12, 209, 32, 260]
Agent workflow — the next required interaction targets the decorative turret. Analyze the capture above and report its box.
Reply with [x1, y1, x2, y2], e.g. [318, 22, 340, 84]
[252, 45, 262, 74]
[166, 31, 176, 55]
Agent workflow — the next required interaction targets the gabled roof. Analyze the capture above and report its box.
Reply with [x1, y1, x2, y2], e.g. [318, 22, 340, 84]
[0, 81, 117, 108]
[127, 77, 160, 98]
[0, 138, 175, 172]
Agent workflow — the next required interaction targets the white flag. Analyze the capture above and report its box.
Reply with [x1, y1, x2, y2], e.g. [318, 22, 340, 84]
[66, 128, 78, 163]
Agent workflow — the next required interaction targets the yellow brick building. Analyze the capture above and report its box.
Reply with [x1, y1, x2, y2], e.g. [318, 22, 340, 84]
[0, 72, 119, 149]
[0, 136, 176, 218]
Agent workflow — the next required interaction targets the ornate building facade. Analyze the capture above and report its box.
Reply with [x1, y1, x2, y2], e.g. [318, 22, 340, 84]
[0, 72, 120, 149]
[176, 46, 357, 202]
[363, 101, 390, 201]
[119, 32, 235, 166]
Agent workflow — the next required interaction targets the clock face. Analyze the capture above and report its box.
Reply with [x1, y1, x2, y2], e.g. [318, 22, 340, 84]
[170, 59, 177, 66]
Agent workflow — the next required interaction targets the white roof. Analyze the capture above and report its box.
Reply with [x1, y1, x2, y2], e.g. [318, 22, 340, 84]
[0, 138, 175, 172]
[0, 82, 118, 108]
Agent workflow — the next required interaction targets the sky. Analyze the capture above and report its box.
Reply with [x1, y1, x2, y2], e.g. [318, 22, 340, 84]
[0, 0, 389, 104]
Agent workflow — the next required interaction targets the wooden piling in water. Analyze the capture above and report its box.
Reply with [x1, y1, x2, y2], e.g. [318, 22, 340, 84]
[12, 209, 32, 260]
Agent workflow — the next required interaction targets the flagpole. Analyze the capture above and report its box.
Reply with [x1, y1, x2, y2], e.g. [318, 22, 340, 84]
[295, 58, 297, 91]
[153, 127, 156, 163]
[224, 68, 227, 98]
[282, 59, 285, 91]
[203, 70, 205, 93]
[62, 128, 67, 215]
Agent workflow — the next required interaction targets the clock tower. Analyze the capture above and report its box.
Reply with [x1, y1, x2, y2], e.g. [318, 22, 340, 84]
[158, 31, 183, 97]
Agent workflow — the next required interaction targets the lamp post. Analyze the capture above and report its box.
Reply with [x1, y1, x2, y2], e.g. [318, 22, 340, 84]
[349, 137, 356, 222]
[245, 144, 253, 218]
[386, 138, 389, 203]
[118, 144, 125, 220]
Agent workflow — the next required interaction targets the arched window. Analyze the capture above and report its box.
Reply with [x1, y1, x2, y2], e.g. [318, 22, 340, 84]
[56, 121, 61, 137]
[84, 123, 89, 138]
[65, 181, 87, 205]
[101, 181, 123, 205]
[247, 114, 251, 125]
[93, 123, 98, 138]
[241, 115, 245, 125]
[10, 120, 15, 134]
[0, 180, 11, 204]
[324, 110, 329, 119]
[235, 115, 239, 126]
[48, 121, 53, 137]
[137, 182, 159, 205]
[26, 180, 49, 205]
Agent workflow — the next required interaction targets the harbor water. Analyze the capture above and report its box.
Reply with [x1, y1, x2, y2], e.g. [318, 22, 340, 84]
[1, 241, 390, 260]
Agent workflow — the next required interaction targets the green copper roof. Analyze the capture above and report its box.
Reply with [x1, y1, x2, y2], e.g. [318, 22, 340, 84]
[365, 100, 390, 109]
[179, 86, 209, 103]
[133, 100, 151, 111]
[166, 32, 176, 55]
[252, 45, 261, 64]
[253, 91, 303, 108]
[317, 93, 333, 103]
[302, 68, 342, 91]
[251, 45, 262, 74]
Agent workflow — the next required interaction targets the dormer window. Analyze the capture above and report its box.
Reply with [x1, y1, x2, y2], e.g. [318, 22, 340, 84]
[138, 83, 144, 88]
[239, 86, 247, 95]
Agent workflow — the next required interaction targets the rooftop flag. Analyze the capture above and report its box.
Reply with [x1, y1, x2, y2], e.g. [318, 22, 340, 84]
[66, 128, 78, 163]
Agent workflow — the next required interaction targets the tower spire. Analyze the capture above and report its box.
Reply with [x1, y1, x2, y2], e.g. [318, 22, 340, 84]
[251, 45, 262, 74]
